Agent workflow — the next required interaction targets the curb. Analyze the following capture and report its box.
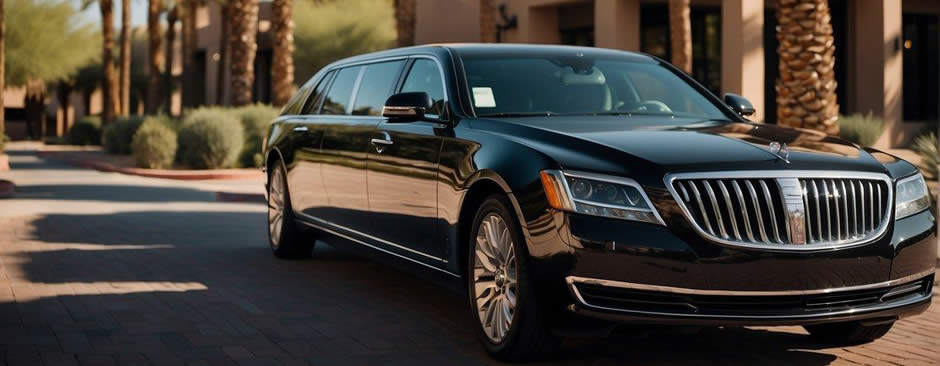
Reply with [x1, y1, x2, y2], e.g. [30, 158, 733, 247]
[38, 151, 263, 181]
[0, 180, 14, 199]
[215, 191, 265, 204]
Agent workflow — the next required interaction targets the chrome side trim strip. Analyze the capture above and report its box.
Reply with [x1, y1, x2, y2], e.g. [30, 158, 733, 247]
[296, 216, 459, 278]
[296, 212, 448, 263]
[566, 269, 934, 296]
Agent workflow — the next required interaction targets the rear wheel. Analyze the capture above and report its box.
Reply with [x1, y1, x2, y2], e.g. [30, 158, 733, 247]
[267, 164, 313, 258]
[804, 321, 895, 345]
[467, 195, 558, 361]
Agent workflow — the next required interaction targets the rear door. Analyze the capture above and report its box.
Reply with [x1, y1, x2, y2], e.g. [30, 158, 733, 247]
[289, 70, 334, 217]
[365, 58, 449, 260]
[317, 61, 404, 235]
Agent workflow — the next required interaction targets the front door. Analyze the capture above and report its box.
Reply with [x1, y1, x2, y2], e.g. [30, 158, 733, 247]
[366, 58, 449, 260]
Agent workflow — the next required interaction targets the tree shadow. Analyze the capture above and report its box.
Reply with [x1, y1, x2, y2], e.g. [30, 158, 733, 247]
[0, 210, 853, 365]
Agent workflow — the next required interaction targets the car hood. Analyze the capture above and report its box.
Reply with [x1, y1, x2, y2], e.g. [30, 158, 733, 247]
[472, 116, 894, 183]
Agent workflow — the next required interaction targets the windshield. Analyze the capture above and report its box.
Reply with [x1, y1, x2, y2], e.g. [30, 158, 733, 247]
[462, 56, 730, 120]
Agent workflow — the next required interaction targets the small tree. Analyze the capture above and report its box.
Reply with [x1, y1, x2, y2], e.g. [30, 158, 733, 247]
[8, 0, 98, 138]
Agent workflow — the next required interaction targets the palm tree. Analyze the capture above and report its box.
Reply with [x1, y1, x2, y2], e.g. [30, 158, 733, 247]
[165, 5, 178, 115]
[394, 0, 415, 47]
[775, 0, 839, 135]
[146, 0, 163, 114]
[216, 1, 230, 106]
[668, 0, 692, 73]
[83, 0, 119, 125]
[119, 0, 131, 115]
[271, 0, 295, 106]
[181, 0, 198, 107]
[229, 0, 259, 106]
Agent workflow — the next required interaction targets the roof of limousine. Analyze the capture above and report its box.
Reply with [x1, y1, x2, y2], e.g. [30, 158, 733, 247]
[327, 43, 659, 68]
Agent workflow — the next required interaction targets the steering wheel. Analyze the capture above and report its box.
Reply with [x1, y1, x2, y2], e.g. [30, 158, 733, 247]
[620, 100, 673, 114]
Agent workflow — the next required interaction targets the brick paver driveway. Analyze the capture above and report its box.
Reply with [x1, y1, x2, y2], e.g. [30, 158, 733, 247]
[0, 149, 937, 365]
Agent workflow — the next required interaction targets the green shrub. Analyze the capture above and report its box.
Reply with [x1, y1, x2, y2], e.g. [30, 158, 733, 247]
[912, 132, 938, 179]
[142, 114, 181, 132]
[102, 116, 144, 154]
[177, 110, 244, 169]
[67, 116, 102, 145]
[232, 104, 278, 167]
[131, 120, 178, 169]
[838, 113, 884, 147]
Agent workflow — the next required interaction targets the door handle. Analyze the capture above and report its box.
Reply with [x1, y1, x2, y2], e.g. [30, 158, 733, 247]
[292, 126, 309, 132]
[370, 131, 393, 153]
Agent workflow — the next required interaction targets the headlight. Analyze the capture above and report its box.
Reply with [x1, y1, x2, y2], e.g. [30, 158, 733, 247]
[540, 170, 664, 225]
[895, 173, 931, 220]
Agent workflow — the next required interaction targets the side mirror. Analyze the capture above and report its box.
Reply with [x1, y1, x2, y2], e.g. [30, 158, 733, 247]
[723, 93, 756, 117]
[382, 92, 433, 122]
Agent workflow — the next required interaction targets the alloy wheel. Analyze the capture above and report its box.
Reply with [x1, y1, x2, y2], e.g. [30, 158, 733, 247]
[473, 213, 518, 343]
[268, 168, 285, 248]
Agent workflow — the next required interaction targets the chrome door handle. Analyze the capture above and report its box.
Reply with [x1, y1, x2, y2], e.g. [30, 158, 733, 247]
[370, 132, 393, 153]
[293, 126, 309, 132]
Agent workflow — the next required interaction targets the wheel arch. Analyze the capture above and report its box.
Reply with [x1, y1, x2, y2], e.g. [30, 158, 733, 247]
[454, 172, 528, 281]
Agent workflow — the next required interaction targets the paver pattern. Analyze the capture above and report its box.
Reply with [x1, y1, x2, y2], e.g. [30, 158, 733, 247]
[0, 149, 938, 365]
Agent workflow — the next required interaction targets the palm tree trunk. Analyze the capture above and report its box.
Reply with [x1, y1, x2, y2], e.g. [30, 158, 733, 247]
[146, 0, 163, 114]
[24, 80, 45, 139]
[775, 0, 839, 135]
[119, 0, 131, 116]
[271, 0, 295, 106]
[394, 0, 415, 47]
[165, 6, 178, 115]
[229, 0, 259, 106]
[99, 0, 118, 125]
[181, 0, 198, 108]
[216, 3, 230, 106]
[668, 0, 692, 73]
[479, 0, 497, 43]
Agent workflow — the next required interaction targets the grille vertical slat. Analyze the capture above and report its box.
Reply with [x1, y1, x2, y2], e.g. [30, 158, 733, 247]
[703, 181, 728, 239]
[716, 181, 741, 241]
[745, 180, 769, 243]
[672, 174, 890, 248]
[759, 180, 783, 244]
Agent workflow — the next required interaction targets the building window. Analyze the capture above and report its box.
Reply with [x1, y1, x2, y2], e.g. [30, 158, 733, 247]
[640, 4, 721, 96]
[902, 13, 939, 123]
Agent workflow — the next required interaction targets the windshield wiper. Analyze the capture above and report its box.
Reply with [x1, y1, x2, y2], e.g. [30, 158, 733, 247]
[477, 112, 556, 118]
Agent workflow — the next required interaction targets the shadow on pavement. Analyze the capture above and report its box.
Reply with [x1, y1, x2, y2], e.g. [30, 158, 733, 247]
[0, 209, 845, 365]
[14, 184, 219, 203]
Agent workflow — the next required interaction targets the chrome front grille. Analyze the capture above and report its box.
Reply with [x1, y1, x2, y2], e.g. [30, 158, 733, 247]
[667, 172, 892, 250]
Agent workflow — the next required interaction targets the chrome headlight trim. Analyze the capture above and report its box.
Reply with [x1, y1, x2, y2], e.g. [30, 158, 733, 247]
[542, 170, 665, 226]
[895, 173, 931, 220]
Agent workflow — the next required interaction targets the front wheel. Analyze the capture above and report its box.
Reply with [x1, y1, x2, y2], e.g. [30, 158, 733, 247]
[467, 195, 558, 361]
[804, 321, 895, 345]
[267, 164, 313, 258]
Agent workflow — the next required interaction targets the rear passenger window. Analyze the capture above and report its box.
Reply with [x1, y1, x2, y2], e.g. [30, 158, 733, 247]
[321, 66, 362, 115]
[401, 59, 446, 117]
[352, 61, 405, 116]
[302, 70, 334, 115]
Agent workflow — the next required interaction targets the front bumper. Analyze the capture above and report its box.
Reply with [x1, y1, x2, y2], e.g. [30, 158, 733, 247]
[565, 271, 933, 326]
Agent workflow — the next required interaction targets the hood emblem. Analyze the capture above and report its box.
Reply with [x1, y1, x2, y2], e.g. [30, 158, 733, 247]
[768, 141, 790, 163]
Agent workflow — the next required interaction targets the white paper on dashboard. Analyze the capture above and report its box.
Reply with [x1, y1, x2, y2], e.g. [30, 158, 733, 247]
[472, 87, 497, 108]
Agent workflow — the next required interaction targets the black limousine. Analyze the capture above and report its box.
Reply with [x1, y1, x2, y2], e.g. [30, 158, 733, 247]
[262, 44, 935, 360]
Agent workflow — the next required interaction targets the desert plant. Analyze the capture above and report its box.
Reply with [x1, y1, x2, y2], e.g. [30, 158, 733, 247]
[232, 104, 278, 167]
[132, 119, 177, 169]
[177, 110, 244, 169]
[67, 116, 102, 145]
[912, 132, 938, 179]
[837, 113, 884, 147]
[102, 116, 144, 154]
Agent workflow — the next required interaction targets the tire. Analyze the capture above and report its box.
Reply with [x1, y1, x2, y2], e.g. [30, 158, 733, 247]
[804, 321, 895, 345]
[467, 194, 559, 361]
[267, 163, 313, 259]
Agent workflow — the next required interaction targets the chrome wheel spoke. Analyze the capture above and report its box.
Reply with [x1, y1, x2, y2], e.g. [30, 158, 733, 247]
[472, 213, 518, 343]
